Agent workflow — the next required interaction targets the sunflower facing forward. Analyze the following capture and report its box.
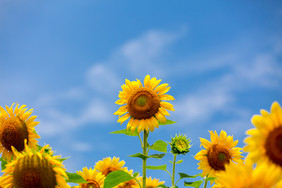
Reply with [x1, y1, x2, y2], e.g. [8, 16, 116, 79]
[0, 103, 40, 161]
[1, 140, 68, 188]
[114, 75, 175, 133]
[76, 167, 105, 188]
[195, 130, 243, 179]
[244, 101, 282, 171]
[94, 157, 127, 176]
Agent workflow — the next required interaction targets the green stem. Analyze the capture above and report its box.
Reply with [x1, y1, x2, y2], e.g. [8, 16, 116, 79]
[142, 130, 149, 188]
[203, 176, 208, 188]
[172, 154, 177, 186]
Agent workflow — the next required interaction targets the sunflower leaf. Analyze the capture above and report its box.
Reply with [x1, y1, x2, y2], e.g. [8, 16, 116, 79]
[150, 140, 168, 153]
[110, 129, 139, 136]
[159, 120, 177, 126]
[104, 170, 134, 188]
[176, 159, 183, 164]
[146, 164, 167, 171]
[128, 153, 148, 160]
[184, 180, 203, 188]
[179, 173, 202, 179]
[66, 172, 88, 183]
[205, 177, 217, 181]
[133, 172, 140, 177]
[0, 157, 7, 171]
[157, 185, 168, 188]
[148, 154, 166, 159]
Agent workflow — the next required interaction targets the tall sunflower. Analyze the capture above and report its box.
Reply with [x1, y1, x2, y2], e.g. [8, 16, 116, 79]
[1, 140, 68, 188]
[0, 103, 40, 161]
[76, 167, 105, 188]
[114, 75, 175, 133]
[213, 160, 281, 188]
[94, 157, 127, 176]
[244, 101, 282, 171]
[133, 177, 165, 188]
[195, 130, 243, 179]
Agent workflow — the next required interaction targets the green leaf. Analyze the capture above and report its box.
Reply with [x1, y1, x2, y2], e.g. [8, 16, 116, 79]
[150, 140, 168, 153]
[66, 172, 88, 183]
[159, 120, 176, 126]
[110, 129, 139, 136]
[0, 157, 7, 171]
[157, 185, 168, 188]
[129, 153, 165, 160]
[176, 159, 183, 164]
[146, 164, 167, 171]
[179, 173, 201, 179]
[133, 172, 140, 177]
[184, 180, 203, 188]
[148, 154, 166, 159]
[205, 177, 217, 181]
[104, 170, 134, 188]
[169, 186, 178, 188]
[128, 153, 148, 160]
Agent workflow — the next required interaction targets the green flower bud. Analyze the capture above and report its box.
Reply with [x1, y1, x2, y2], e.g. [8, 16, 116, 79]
[169, 133, 191, 155]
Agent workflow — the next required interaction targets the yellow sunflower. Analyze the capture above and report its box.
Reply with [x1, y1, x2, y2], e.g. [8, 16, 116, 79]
[244, 101, 282, 170]
[1, 140, 68, 188]
[76, 167, 105, 188]
[195, 130, 243, 179]
[114, 75, 175, 133]
[0, 103, 40, 161]
[133, 177, 165, 188]
[213, 160, 282, 188]
[115, 169, 139, 188]
[94, 157, 127, 176]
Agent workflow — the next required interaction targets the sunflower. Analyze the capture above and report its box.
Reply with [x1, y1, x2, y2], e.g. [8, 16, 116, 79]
[0, 103, 40, 161]
[1, 140, 68, 188]
[114, 75, 175, 133]
[115, 169, 139, 188]
[213, 160, 282, 188]
[133, 177, 165, 188]
[76, 167, 105, 188]
[244, 101, 282, 171]
[195, 130, 243, 179]
[94, 157, 127, 176]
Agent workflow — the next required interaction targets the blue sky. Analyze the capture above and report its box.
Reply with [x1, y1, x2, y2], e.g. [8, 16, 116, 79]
[0, 0, 282, 187]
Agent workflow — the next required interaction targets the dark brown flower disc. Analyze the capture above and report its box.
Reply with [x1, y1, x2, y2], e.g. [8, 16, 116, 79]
[207, 144, 231, 171]
[265, 126, 282, 166]
[127, 88, 160, 120]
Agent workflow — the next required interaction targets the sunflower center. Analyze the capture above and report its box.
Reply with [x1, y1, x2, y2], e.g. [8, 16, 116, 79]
[207, 144, 231, 171]
[265, 126, 282, 166]
[82, 180, 100, 188]
[0, 117, 28, 152]
[175, 140, 187, 151]
[127, 88, 160, 120]
[13, 154, 56, 188]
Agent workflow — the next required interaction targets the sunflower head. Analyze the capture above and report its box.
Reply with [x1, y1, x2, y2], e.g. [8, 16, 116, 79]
[114, 75, 175, 133]
[133, 177, 165, 188]
[77, 167, 105, 188]
[115, 169, 139, 188]
[244, 101, 282, 169]
[195, 130, 243, 179]
[1, 140, 68, 188]
[213, 160, 282, 188]
[94, 157, 127, 176]
[169, 133, 191, 155]
[0, 103, 40, 161]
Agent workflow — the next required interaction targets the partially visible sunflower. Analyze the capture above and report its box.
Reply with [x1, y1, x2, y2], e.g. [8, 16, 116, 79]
[94, 157, 127, 176]
[0, 103, 40, 161]
[133, 177, 165, 188]
[114, 75, 175, 133]
[1, 140, 68, 188]
[213, 160, 281, 188]
[115, 169, 139, 188]
[244, 101, 282, 171]
[76, 167, 105, 188]
[195, 130, 243, 179]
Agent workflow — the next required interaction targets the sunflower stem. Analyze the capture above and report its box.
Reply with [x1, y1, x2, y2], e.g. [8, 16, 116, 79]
[172, 154, 177, 186]
[203, 176, 208, 188]
[142, 130, 149, 188]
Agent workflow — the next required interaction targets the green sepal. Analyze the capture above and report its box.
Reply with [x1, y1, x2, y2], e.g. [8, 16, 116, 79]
[184, 180, 203, 188]
[66, 172, 88, 183]
[57, 157, 70, 162]
[150, 140, 168, 153]
[0, 157, 7, 171]
[110, 129, 139, 136]
[159, 120, 177, 125]
[146, 164, 167, 171]
[104, 170, 134, 188]
[133, 172, 140, 177]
